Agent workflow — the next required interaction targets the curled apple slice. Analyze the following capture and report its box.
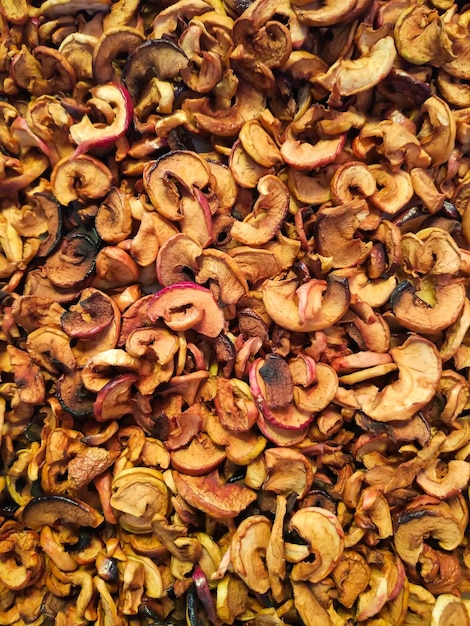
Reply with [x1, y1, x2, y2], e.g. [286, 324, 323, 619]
[281, 133, 346, 171]
[249, 359, 313, 430]
[230, 175, 289, 246]
[261, 275, 350, 333]
[316, 36, 397, 96]
[173, 470, 257, 519]
[69, 83, 133, 157]
[289, 507, 344, 583]
[147, 282, 225, 338]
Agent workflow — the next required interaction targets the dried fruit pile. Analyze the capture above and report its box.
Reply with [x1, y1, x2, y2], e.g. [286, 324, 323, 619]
[2, 0, 470, 624]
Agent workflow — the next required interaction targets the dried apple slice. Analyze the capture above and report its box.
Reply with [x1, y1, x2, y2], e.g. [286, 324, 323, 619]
[170, 433, 226, 476]
[173, 470, 257, 518]
[230, 515, 272, 594]
[391, 280, 466, 334]
[281, 133, 346, 171]
[229, 139, 273, 188]
[230, 175, 289, 246]
[69, 83, 133, 157]
[293, 363, 338, 413]
[95, 187, 132, 245]
[289, 507, 344, 583]
[156, 233, 202, 286]
[261, 276, 350, 333]
[51, 154, 113, 205]
[123, 38, 189, 101]
[316, 36, 397, 96]
[238, 119, 282, 168]
[22, 495, 104, 529]
[143, 150, 211, 220]
[61, 289, 115, 338]
[263, 448, 315, 499]
[148, 282, 224, 338]
[249, 359, 313, 430]
[93, 27, 145, 84]
[45, 231, 97, 289]
[292, 0, 358, 27]
[213, 377, 259, 433]
[205, 410, 266, 466]
[362, 335, 441, 422]
[196, 249, 248, 306]
[93, 373, 138, 422]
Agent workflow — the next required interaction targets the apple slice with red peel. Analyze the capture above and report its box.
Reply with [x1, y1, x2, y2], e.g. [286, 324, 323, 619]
[281, 134, 346, 170]
[147, 282, 224, 338]
[93, 373, 138, 422]
[256, 411, 309, 446]
[69, 83, 133, 157]
[61, 289, 115, 338]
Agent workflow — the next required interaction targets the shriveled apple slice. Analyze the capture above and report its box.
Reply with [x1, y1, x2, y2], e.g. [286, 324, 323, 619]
[61, 289, 115, 338]
[230, 515, 272, 594]
[95, 187, 132, 245]
[238, 119, 282, 168]
[125, 327, 179, 364]
[293, 363, 338, 413]
[356, 553, 405, 621]
[314, 199, 373, 269]
[289, 507, 344, 583]
[93, 373, 138, 422]
[156, 233, 202, 286]
[173, 470, 257, 518]
[170, 433, 226, 476]
[369, 163, 414, 215]
[143, 150, 212, 220]
[230, 175, 289, 246]
[261, 276, 350, 333]
[416, 459, 470, 499]
[256, 411, 309, 446]
[362, 335, 442, 422]
[330, 161, 376, 204]
[229, 246, 281, 284]
[292, 0, 358, 27]
[180, 188, 213, 248]
[263, 448, 315, 499]
[249, 359, 313, 430]
[123, 38, 189, 101]
[430, 594, 470, 626]
[281, 134, 346, 170]
[51, 154, 113, 205]
[69, 83, 132, 157]
[229, 139, 273, 189]
[213, 377, 259, 433]
[205, 410, 266, 466]
[316, 36, 397, 96]
[83, 349, 140, 392]
[196, 249, 248, 306]
[147, 283, 225, 338]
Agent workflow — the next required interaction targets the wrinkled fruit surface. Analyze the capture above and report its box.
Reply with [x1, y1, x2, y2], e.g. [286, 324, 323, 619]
[2, 0, 470, 625]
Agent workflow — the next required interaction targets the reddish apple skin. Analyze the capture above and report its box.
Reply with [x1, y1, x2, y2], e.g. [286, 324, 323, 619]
[70, 83, 133, 158]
